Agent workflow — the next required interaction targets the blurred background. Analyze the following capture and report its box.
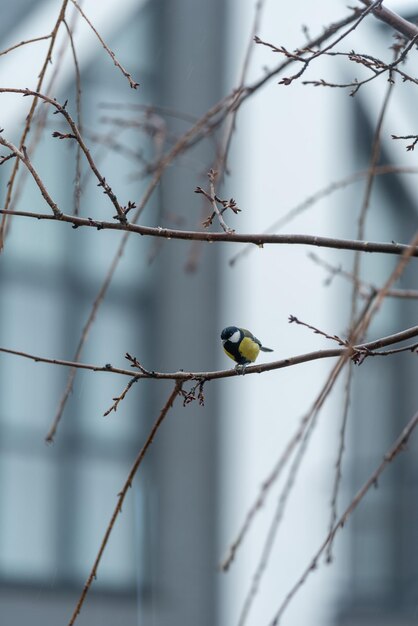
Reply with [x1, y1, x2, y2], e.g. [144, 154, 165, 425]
[1, 1, 418, 625]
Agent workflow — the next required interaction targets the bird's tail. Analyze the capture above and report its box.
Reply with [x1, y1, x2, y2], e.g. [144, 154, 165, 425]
[260, 346, 273, 352]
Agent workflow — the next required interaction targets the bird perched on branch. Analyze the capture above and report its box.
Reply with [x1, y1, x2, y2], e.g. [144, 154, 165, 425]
[221, 326, 273, 368]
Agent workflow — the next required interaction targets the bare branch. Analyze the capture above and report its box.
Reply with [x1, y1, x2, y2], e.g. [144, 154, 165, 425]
[63, 17, 83, 215]
[350, 50, 395, 325]
[45, 248, 123, 443]
[309, 252, 418, 299]
[2, 323, 418, 384]
[229, 164, 418, 266]
[270, 1, 384, 87]
[0, 34, 52, 57]
[102, 376, 139, 416]
[392, 134, 418, 152]
[67, 382, 181, 626]
[0, 136, 62, 217]
[325, 362, 353, 562]
[69, 0, 140, 89]
[288, 315, 348, 347]
[0, 0, 69, 249]
[2, 207, 418, 258]
[270, 408, 418, 625]
[359, 0, 418, 39]
[356, 231, 418, 339]
[302, 35, 418, 95]
[0, 87, 127, 223]
[196, 169, 236, 233]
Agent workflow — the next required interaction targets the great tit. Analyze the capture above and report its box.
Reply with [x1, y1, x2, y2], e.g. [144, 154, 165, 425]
[221, 326, 273, 367]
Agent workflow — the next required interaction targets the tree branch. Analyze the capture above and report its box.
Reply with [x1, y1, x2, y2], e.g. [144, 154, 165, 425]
[1, 208, 418, 257]
[67, 382, 181, 626]
[0, 0, 69, 248]
[0, 88, 127, 223]
[0, 137, 62, 217]
[270, 407, 418, 624]
[360, 0, 418, 39]
[1, 323, 418, 382]
[69, 0, 140, 89]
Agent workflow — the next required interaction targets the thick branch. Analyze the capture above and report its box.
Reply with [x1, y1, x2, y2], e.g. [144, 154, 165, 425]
[360, 0, 418, 39]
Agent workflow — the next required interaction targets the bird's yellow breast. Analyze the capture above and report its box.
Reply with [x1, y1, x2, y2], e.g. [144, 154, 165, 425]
[238, 336, 260, 363]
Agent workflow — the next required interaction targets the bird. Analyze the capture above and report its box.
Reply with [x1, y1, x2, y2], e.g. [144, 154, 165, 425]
[221, 326, 273, 368]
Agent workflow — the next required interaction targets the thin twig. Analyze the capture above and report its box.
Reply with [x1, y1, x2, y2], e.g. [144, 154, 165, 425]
[99, 101, 201, 124]
[392, 134, 418, 152]
[288, 315, 348, 347]
[4, 5, 82, 221]
[63, 17, 83, 215]
[67, 382, 181, 626]
[217, 0, 266, 177]
[45, 247, 124, 442]
[202, 169, 235, 233]
[0, 137, 62, 217]
[0, 0, 69, 249]
[308, 252, 418, 300]
[325, 362, 353, 562]
[69, 0, 140, 89]
[229, 165, 418, 267]
[0, 34, 52, 57]
[103, 376, 139, 416]
[301, 35, 418, 96]
[356, 231, 418, 340]
[365, 343, 418, 357]
[273, 1, 383, 86]
[350, 48, 395, 323]
[0, 88, 127, 223]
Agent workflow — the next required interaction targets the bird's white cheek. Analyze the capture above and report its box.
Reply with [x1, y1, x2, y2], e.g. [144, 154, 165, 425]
[229, 330, 240, 343]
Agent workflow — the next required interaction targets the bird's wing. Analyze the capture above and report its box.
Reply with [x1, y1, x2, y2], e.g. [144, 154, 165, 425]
[241, 328, 262, 347]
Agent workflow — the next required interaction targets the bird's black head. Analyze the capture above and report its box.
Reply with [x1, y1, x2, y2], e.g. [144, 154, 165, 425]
[221, 326, 240, 342]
